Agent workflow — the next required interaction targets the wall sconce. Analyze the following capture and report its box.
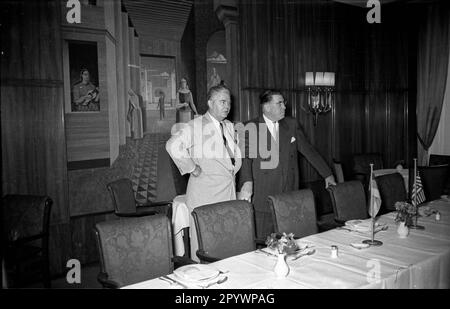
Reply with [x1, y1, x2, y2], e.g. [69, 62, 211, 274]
[305, 72, 335, 126]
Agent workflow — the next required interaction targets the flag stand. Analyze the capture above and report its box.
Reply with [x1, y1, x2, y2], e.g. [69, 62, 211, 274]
[410, 158, 425, 230]
[363, 164, 383, 246]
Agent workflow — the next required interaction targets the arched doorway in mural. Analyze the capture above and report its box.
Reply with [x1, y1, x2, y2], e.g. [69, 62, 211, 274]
[206, 30, 228, 90]
[140, 55, 177, 133]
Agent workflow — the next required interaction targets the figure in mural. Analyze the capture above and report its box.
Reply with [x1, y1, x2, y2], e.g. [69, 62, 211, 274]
[72, 68, 100, 112]
[158, 91, 166, 120]
[127, 89, 143, 139]
[207, 67, 221, 90]
[176, 78, 198, 123]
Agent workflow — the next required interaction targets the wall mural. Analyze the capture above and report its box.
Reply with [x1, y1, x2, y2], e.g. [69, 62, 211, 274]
[68, 41, 100, 112]
[140, 55, 176, 114]
[206, 30, 227, 90]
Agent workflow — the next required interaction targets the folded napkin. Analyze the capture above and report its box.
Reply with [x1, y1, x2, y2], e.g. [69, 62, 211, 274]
[259, 243, 313, 260]
[174, 264, 219, 282]
[171, 264, 226, 288]
[441, 195, 450, 202]
[169, 273, 226, 289]
[345, 219, 386, 233]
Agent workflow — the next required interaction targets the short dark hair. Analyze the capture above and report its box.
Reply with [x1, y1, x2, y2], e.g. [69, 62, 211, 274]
[259, 89, 283, 105]
[207, 84, 230, 101]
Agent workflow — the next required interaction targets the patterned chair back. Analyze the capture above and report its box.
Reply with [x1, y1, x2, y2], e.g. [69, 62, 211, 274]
[107, 178, 136, 215]
[2, 194, 52, 243]
[192, 200, 256, 261]
[375, 173, 407, 214]
[95, 214, 173, 287]
[268, 189, 318, 238]
[352, 153, 383, 191]
[328, 180, 368, 223]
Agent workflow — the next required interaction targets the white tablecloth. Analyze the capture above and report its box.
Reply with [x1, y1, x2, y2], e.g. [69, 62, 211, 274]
[171, 195, 199, 261]
[125, 198, 450, 289]
[374, 168, 409, 193]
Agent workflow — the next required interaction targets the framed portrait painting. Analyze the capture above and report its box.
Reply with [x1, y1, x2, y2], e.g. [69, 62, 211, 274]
[67, 41, 100, 112]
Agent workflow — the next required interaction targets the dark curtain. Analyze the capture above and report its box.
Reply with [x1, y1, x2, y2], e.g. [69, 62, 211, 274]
[239, 0, 337, 121]
[417, 2, 450, 164]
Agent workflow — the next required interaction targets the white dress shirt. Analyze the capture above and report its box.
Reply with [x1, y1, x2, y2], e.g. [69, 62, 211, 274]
[263, 113, 279, 141]
[207, 111, 235, 152]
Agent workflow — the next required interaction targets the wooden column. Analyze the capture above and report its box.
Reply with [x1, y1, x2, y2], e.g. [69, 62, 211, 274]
[122, 12, 131, 137]
[128, 26, 136, 93]
[215, 1, 242, 122]
[104, 0, 119, 162]
[134, 34, 141, 97]
[114, 0, 125, 145]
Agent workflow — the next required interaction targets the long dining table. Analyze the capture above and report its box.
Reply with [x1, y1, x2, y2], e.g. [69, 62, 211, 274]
[123, 197, 450, 289]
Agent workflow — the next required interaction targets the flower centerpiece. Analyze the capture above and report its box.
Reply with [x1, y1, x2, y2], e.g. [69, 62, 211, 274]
[394, 201, 416, 224]
[265, 232, 298, 255]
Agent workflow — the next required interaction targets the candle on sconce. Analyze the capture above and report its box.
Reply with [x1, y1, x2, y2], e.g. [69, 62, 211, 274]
[305, 72, 314, 86]
[329, 72, 335, 86]
[315, 72, 324, 86]
[323, 72, 331, 86]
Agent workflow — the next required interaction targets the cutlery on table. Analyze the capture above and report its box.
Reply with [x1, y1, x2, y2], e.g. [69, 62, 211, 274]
[255, 249, 276, 257]
[159, 275, 188, 289]
[202, 276, 228, 289]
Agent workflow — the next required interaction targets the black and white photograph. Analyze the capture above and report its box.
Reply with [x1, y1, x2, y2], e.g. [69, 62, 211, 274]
[1, 0, 450, 294]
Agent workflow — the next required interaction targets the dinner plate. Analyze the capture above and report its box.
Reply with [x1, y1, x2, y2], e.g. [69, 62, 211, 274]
[418, 206, 436, 217]
[173, 264, 220, 282]
[350, 243, 370, 249]
[345, 220, 364, 226]
[345, 219, 386, 233]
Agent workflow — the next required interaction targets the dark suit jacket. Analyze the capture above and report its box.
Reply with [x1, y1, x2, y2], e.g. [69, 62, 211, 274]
[238, 116, 332, 238]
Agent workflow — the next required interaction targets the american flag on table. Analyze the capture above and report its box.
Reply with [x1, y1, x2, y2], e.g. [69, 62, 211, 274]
[412, 172, 426, 206]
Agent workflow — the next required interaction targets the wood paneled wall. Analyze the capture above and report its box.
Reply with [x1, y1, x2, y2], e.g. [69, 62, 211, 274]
[1, 0, 72, 275]
[1, 0, 69, 224]
[239, 0, 417, 183]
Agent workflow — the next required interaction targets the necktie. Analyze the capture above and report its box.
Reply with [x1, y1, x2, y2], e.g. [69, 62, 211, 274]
[220, 122, 235, 166]
[273, 121, 279, 141]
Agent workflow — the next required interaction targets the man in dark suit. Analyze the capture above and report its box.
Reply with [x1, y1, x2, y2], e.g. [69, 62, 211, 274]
[237, 89, 336, 240]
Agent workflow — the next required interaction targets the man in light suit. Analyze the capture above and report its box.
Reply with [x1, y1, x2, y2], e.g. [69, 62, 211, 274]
[166, 84, 241, 210]
[237, 89, 336, 240]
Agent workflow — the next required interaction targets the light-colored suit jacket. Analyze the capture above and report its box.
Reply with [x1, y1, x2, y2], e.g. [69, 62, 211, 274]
[166, 113, 242, 209]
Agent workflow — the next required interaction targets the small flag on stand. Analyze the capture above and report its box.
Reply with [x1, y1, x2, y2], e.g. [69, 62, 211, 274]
[368, 177, 382, 217]
[412, 172, 426, 206]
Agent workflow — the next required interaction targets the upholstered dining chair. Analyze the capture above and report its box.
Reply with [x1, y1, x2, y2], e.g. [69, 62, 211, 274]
[107, 178, 171, 218]
[95, 214, 193, 288]
[2, 194, 52, 288]
[303, 180, 339, 232]
[418, 165, 449, 201]
[267, 189, 318, 238]
[333, 160, 345, 183]
[375, 173, 407, 214]
[192, 200, 256, 263]
[352, 153, 383, 192]
[429, 155, 450, 195]
[327, 180, 368, 224]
